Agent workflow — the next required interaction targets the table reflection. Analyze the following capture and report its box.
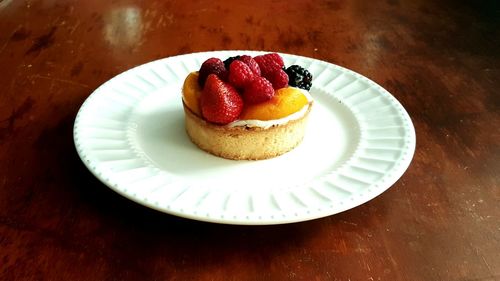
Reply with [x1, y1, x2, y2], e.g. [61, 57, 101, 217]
[103, 6, 142, 48]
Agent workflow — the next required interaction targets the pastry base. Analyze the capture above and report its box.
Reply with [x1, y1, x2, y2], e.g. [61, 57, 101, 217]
[183, 102, 312, 160]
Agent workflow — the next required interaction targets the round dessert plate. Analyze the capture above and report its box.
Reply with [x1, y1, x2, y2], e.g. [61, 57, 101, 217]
[74, 51, 415, 225]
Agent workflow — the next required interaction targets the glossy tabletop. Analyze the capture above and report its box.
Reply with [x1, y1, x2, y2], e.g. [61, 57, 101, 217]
[1, 0, 499, 280]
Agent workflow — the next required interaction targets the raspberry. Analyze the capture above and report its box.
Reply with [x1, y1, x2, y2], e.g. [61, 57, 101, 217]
[253, 53, 284, 79]
[198, 58, 227, 87]
[228, 60, 255, 89]
[268, 68, 289, 89]
[242, 76, 275, 104]
[285, 65, 313, 90]
[260, 53, 284, 67]
[239, 55, 261, 76]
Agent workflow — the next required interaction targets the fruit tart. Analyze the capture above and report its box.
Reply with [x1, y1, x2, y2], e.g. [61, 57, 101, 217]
[182, 53, 313, 160]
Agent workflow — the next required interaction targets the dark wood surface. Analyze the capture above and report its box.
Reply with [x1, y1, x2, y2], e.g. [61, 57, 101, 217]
[1, 0, 499, 280]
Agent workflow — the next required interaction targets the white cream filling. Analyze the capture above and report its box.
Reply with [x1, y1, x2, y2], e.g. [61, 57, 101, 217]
[227, 88, 313, 129]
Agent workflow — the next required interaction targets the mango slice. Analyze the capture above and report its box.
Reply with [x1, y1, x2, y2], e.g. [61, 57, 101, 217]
[182, 72, 202, 116]
[239, 87, 309, 121]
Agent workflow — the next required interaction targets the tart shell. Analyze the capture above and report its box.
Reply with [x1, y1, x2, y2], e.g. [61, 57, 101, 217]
[183, 101, 312, 160]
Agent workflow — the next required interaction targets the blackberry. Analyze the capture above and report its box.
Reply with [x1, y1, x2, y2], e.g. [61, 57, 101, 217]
[285, 65, 313, 91]
[223, 55, 241, 69]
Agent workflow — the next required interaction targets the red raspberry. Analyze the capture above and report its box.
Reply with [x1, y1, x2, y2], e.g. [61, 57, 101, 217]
[268, 68, 289, 89]
[242, 76, 275, 104]
[200, 74, 243, 124]
[228, 60, 255, 89]
[239, 55, 261, 76]
[198, 58, 227, 87]
[253, 53, 284, 79]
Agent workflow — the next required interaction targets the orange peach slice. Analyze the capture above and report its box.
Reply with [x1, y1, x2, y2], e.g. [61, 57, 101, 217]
[239, 87, 309, 121]
[182, 72, 202, 116]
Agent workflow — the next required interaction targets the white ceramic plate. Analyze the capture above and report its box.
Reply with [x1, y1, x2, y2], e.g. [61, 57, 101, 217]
[74, 51, 415, 225]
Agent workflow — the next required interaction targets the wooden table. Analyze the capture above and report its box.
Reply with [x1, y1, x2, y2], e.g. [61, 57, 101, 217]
[1, 0, 499, 280]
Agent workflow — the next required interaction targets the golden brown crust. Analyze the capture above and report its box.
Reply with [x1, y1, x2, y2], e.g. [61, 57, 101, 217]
[183, 101, 312, 160]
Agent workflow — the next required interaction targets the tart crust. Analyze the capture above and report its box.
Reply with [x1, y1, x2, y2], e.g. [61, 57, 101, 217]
[183, 101, 312, 160]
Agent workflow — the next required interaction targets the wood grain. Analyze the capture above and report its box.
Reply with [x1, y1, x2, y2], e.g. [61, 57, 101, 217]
[0, 0, 499, 280]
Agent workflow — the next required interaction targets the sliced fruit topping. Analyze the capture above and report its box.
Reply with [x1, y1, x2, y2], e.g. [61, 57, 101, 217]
[228, 60, 255, 89]
[285, 65, 313, 91]
[182, 72, 202, 115]
[187, 52, 313, 124]
[240, 87, 309, 121]
[200, 74, 243, 124]
[242, 76, 275, 104]
[254, 53, 285, 79]
[198, 58, 227, 87]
